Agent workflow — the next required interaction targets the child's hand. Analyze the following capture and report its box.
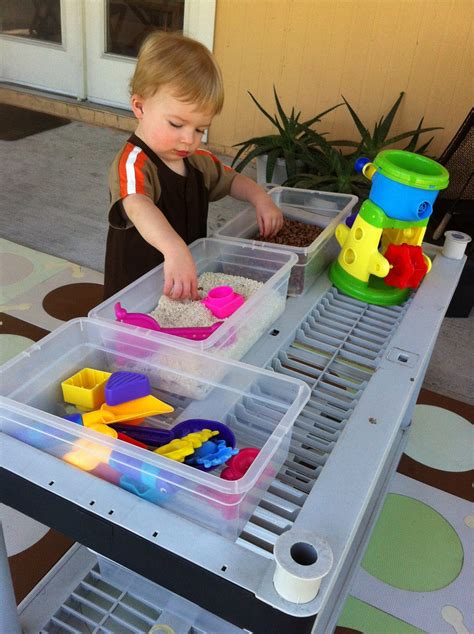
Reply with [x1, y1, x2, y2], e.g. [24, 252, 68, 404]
[255, 197, 284, 238]
[162, 241, 200, 300]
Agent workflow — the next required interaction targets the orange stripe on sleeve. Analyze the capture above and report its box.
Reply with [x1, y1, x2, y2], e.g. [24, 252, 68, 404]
[133, 149, 148, 195]
[118, 143, 134, 198]
[118, 143, 149, 198]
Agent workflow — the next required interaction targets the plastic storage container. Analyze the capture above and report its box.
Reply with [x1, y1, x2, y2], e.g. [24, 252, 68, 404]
[0, 319, 310, 540]
[214, 187, 358, 295]
[89, 237, 297, 361]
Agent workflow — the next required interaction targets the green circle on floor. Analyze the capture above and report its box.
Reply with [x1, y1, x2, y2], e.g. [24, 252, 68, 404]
[362, 494, 463, 591]
[0, 252, 34, 285]
[406, 405, 473, 472]
[0, 334, 34, 364]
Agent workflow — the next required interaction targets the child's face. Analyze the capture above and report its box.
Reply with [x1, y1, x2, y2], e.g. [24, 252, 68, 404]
[132, 86, 214, 164]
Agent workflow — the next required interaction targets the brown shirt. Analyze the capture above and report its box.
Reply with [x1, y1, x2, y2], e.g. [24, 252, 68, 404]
[103, 134, 236, 298]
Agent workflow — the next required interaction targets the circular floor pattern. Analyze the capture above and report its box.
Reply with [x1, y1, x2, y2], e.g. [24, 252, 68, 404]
[42, 282, 104, 320]
[362, 493, 463, 592]
[0, 503, 49, 556]
[405, 405, 473, 472]
[0, 334, 34, 364]
[0, 252, 34, 285]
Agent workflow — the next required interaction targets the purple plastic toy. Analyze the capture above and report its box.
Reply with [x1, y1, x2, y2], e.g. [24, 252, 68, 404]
[110, 424, 173, 446]
[201, 286, 244, 319]
[105, 371, 151, 405]
[111, 418, 236, 449]
[172, 419, 236, 448]
[115, 302, 224, 341]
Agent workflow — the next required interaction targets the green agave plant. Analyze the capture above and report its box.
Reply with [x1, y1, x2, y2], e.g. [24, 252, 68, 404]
[287, 92, 443, 196]
[285, 134, 370, 197]
[231, 87, 342, 182]
[331, 91, 442, 159]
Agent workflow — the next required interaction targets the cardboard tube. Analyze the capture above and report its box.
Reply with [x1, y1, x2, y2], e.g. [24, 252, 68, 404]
[442, 231, 472, 260]
[273, 530, 333, 603]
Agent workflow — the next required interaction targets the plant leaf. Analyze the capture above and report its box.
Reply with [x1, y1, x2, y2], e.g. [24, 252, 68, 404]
[403, 117, 425, 152]
[232, 143, 280, 172]
[302, 102, 344, 128]
[411, 136, 435, 155]
[265, 148, 281, 181]
[273, 86, 290, 132]
[231, 135, 278, 167]
[384, 126, 442, 146]
[329, 139, 360, 148]
[377, 92, 405, 142]
[342, 95, 371, 145]
[247, 91, 279, 129]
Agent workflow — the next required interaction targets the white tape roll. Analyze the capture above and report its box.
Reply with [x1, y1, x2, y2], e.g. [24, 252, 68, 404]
[442, 231, 472, 260]
[273, 530, 333, 604]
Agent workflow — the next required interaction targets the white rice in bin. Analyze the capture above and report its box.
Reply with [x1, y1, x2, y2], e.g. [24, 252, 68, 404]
[114, 272, 286, 399]
[150, 272, 264, 328]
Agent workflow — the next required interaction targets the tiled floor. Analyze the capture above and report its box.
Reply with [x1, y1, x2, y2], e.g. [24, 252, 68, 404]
[1, 238, 472, 632]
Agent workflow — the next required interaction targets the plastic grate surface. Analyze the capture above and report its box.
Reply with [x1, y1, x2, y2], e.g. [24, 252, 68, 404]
[41, 565, 160, 633]
[40, 561, 219, 634]
[238, 288, 409, 556]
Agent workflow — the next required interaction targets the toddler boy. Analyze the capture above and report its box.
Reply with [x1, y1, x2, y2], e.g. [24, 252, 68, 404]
[104, 31, 283, 299]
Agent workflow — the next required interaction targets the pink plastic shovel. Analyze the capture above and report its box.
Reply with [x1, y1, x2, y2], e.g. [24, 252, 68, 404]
[114, 303, 223, 341]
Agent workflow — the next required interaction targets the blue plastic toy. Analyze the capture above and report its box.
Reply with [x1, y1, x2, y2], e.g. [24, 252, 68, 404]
[119, 475, 171, 503]
[186, 440, 239, 470]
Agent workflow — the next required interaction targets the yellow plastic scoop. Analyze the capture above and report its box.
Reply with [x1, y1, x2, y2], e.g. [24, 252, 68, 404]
[81, 395, 174, 427]
[63, 439, 113, 471]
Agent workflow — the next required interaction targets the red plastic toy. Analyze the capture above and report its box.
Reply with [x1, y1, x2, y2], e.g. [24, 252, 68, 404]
[220, 448, 259, 480]
[384, 244, 428, 289]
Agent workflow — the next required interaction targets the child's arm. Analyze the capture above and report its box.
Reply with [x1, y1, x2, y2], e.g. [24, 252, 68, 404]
[229, 173, 284, 238]
[123, 194, 199, 300]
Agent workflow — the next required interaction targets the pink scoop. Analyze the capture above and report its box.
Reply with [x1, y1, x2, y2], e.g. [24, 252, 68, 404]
[201, 286, 245, 319]
[114, 303, 223, 341]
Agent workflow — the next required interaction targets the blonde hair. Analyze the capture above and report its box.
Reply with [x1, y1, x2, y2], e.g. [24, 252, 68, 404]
[130, 31, 224, 115]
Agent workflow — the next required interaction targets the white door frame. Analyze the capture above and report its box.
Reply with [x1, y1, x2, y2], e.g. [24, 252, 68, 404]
[0, 0, 85, 98]
[0, 0, 216, 108]
[84, 0, 217, 110]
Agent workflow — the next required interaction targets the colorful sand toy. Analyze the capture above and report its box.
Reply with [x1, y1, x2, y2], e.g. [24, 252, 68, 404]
[61, 368, 111, 409]
[115, 302, 224, 341]
[79, 394, 174, 427]
[329, 150, 449, 306]
[110, 419, 236, 449]
[221, 448, 260, 481]
[201, 285, 245, 319]
[154, 429, 219, 462]
[105, 371, 152, 405]
[186, 439, 238, 470]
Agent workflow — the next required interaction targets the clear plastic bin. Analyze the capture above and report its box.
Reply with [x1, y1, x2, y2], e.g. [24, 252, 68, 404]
[214, 187, 358, 295]
[89, 237, 297, 361]
[0, 319, 310, 540]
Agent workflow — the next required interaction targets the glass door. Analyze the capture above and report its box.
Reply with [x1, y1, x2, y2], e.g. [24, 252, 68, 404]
[0, 0, 85, 97]
[84, 0, 217, 109]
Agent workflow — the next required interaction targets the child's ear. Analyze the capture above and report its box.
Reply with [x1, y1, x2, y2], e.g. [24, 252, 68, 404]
[131, 95, 144, 119]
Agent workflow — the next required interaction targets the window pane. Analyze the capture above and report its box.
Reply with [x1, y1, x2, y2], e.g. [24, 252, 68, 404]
[1, 0, 62, 44]
[106, 0, 185, 57]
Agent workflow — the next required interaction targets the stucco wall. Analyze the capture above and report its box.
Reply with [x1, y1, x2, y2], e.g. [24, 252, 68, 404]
[209, 0, 473, 158]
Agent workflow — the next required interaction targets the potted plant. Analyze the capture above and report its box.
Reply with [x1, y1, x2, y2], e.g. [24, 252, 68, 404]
[231, 87, 342, 184]
[331, 92, 442, 159]
[286, 92, 442, 196]
[285, 135, 370, 197]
